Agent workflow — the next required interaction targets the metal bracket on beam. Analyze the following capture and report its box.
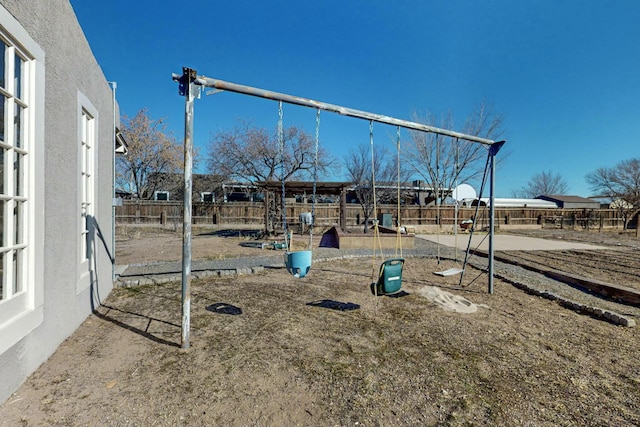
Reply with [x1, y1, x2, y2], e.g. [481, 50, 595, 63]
[174, 67, 202, 99]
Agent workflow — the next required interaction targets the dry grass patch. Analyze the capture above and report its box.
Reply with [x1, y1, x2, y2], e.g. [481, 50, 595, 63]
[2, 257, 639, 426]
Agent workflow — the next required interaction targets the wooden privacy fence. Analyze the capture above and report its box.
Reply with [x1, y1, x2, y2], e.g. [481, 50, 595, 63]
[116, 200, 628, 230]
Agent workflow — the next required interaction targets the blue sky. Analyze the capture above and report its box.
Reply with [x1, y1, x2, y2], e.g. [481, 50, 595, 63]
[70, 0, 640, 197]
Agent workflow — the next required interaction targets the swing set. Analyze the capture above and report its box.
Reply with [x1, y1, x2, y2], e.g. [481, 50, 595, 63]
[172, 66, 506, 348]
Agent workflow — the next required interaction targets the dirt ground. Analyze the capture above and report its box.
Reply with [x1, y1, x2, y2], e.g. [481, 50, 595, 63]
[1, 227, 640, 426]
[113, 227, 270, 265]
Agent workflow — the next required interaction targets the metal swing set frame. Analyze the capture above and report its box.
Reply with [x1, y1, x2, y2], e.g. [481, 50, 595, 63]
[172, 67, 506, 348]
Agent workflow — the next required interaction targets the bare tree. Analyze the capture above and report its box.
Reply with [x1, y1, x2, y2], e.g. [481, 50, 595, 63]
[406, 102, 505, 202]
[344, 142, 412, 233]
[207, 120, 333, 184]
[586, 158, 640, 230]
[116, 108, 183, 199]
[513, 170, 569, 198]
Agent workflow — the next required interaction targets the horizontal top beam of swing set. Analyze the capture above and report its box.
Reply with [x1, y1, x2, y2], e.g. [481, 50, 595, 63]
[178, 71, 497, 147]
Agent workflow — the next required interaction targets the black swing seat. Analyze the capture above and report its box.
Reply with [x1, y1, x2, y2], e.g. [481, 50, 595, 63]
[372, 258, 405, 295]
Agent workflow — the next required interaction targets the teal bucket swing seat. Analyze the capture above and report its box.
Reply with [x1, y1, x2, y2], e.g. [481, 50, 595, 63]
[285, 250, 313, 278]
[372, 258, 405, 295]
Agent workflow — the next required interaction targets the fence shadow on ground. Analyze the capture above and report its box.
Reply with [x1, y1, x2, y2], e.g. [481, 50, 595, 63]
[93, 304, 181, 348]
[203, 229, 263, 238]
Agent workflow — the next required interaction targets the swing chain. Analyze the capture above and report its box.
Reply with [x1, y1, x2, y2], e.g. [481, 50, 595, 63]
[278, 101, 288, 249]
[311, 109, 320, 234]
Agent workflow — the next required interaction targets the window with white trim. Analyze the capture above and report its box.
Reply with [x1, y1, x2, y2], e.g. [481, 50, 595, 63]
[154, 191, 169, 201]
[0, 41, 28, 304]
[0, 3, 45, 353]
[201, 192, 215, 203]
[80, 108, 94, 262]
[76, 93, 98, 293]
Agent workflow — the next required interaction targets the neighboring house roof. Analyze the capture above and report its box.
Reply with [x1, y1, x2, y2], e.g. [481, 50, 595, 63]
[257, 181, 353, 196]
[471, 198, 558, 208]
[537, 195, 593, 203]
[146, 172, 225, 200]
[536, 195, 600, 209]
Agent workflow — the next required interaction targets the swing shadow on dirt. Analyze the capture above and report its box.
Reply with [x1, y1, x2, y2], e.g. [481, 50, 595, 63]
[368, 284, 411, 298]
[206, 302, 243, 315]
[306, 299, 361, 311]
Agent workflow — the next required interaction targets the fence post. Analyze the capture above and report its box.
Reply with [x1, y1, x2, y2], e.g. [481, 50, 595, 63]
[263, 191, 270, 234]
[340, 189, 347, 230]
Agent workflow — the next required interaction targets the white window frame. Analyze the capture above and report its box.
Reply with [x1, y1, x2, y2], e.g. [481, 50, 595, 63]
[76, 93, 97, 293]
[154, 190, 169, 201]
[201, 192, 215, 203]
[0, 4, 45, 355]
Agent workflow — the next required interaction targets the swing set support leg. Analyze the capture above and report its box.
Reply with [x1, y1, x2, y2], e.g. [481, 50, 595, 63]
[488, 141, 505, 294]
[175, 67, 201, 350]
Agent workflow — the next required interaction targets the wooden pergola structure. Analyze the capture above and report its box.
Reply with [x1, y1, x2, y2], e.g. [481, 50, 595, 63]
[257, 180, 352, 232]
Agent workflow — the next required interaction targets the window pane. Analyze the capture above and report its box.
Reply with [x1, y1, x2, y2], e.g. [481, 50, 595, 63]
[87, 219, 92, 261]
[81, 111, 87, 142]
[14, 53, 22, 100]
[0, 43, 5, 89]
[13, 248, 22, 294]
[13, 201, 21, 245]
[82, 210, 89, 260]
[13, 151, 22, 196]
[0, 96, 5, 142]
[0, 148, 4, 195]
[81, 173, 86, 208]
[0, 251, 4, 300]
[14, 103, 21, 148]
[0, 200, 4, 248]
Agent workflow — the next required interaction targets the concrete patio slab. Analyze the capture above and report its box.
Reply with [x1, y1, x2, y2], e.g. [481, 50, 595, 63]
[416, 234, 608, 251]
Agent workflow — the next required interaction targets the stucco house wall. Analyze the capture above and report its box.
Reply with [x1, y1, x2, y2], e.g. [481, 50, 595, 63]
[0, 1, 115, 403]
